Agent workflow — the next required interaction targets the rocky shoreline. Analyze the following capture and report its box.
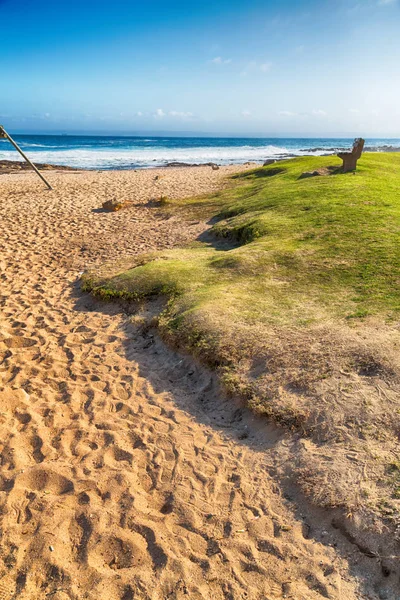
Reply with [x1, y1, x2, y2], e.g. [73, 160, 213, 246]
[0, 160, 77, 175]
[301, 144, 400, 153]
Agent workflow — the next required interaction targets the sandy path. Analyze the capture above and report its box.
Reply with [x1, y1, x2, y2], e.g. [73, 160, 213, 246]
[0, 168, 373, 599]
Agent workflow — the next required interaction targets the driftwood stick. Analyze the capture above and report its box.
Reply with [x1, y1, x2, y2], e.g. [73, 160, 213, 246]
[0, 125, 52, 190]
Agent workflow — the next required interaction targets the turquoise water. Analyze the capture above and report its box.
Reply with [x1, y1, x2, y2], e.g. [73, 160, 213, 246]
[0, 135, 399, 170]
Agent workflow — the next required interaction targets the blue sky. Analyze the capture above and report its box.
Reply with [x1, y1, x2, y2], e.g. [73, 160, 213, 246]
[1, 0, 400, 136]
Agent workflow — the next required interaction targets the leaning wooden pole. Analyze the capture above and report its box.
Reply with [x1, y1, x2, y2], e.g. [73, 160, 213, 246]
[0, 125, 52, 190]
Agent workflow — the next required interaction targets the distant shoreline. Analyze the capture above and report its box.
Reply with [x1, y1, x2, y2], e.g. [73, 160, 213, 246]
[2, 146, 400, 175]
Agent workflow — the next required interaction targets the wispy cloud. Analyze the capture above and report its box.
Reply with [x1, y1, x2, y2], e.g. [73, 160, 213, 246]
[312, 109, 327, 117]
[210, 56, 232, 65]
[260, 62, 272, 73]
[152, 109, 194, 120]
[241, 109, 252, 117]
[169, 110, 194, 119]
[378, 0, 397, 5]
[241, 61, 272, 76]
[278, 109, 328, 118]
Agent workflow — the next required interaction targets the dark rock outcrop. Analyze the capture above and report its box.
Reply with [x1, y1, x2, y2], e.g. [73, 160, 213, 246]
[164, 161, 220, 168]
[0, 160, 75, 175]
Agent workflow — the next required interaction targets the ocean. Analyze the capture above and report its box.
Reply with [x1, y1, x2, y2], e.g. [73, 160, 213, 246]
[0, 135, 399, 170]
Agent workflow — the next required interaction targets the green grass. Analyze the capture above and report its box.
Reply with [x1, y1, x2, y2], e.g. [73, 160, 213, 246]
[84, 162, 398, 429]
[83, 154, 400, 429]
[84, 153, 400, 326]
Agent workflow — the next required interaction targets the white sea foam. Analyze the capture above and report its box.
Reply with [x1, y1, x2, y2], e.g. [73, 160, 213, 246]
[20, 143, 62, 149]
[3, 141, 395, 169]
[0, 144, 304, 169]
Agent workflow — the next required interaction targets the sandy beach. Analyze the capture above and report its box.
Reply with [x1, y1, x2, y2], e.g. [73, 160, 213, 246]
[0, 166, 377, 599]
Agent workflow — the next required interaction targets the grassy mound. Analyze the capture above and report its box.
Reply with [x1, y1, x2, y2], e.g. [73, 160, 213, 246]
[83, 154, 400, 525]
[85, 154, 400, 318]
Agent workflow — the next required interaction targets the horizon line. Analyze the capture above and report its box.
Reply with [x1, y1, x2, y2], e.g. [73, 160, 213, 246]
[5, 131, 400, 140]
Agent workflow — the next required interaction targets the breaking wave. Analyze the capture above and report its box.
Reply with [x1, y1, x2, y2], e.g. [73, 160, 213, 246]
[0, 144, 296, 169]
[1, 136, 399, 170]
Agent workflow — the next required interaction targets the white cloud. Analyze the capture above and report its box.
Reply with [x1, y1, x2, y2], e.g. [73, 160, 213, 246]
[348, 108, 360, 114]
[136, 111, 143, 117]
[169, 111, 194, 119]
[260, 62, 272, 73]
[378, 0, 397, 5]
[151, 109, 194, 120]
[243, 60, 272, 74]
[312, 109, 327, 117]
[241, 109, 251, 117]
[278, 109, 327, 118]
[211, 57, 232, 65]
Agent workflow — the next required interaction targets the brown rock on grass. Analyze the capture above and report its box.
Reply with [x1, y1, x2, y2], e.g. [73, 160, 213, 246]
[299, 166, 338, 179]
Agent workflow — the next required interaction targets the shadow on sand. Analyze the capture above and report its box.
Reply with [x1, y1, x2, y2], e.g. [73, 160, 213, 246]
[69, 277, 393, 599]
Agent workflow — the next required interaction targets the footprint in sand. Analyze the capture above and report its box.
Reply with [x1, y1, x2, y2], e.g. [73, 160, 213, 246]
[3, 336, 37, 349]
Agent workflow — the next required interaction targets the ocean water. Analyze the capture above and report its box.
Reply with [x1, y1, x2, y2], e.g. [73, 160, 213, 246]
[0, 135, 399, 170]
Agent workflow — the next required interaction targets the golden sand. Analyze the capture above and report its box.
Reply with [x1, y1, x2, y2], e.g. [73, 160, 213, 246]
[0, 166, 365, 599]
